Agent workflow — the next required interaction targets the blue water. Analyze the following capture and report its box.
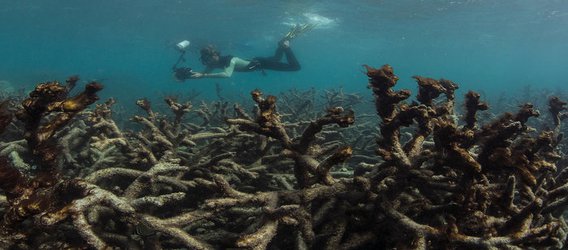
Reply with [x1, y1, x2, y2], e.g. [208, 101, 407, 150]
[1, 0, 567, 104]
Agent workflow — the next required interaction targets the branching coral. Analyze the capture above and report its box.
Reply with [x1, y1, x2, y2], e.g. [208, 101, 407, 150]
[17, 77, 102, 174]
[464, 90, 489, 130]
[366, 64, 568, 249]
[227, 89, 355, 188]
[550, 96, 568, 131]
[0, 77, 104, 245]
[128, 97, 236, 168]
[0, 65, 567, 250]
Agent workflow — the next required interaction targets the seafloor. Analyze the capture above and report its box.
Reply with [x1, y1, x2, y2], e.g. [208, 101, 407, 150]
[0, 64, 567, 249]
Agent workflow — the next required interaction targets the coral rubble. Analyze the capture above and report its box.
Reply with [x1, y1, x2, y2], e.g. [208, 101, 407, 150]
[0, 66, 567, 249]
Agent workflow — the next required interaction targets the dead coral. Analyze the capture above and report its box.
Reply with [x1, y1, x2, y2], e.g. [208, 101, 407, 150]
[228, 89, 355, 188]
[366, 64, 568, 249]
[1, 66, 567, 249]
[464, 90, 489, 130]
[0, 77, 105, 247]
[550, 96, 568, 131]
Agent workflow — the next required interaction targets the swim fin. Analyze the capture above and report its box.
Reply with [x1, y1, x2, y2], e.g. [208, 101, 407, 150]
[282, 23, 317, 41]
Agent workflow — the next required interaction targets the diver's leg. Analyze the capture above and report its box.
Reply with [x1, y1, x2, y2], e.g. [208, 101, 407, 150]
[265, 47, 285, 61]
[264, 39, 292, 62]
[282, 47, 300, 71]
[250, 46, 284, 66]
[261, 47, 300, 71]
[255, 41, 301, 71]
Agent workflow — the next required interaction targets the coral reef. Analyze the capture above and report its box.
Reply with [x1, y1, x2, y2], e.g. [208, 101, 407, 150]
[0, 80, 20, 99]
[364, 64, 566, 249]
[0, 65, 567, 250]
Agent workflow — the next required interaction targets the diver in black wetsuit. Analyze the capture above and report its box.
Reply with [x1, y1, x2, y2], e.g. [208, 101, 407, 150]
[179, 39, 301, 80]
[173, 24, 315, 81]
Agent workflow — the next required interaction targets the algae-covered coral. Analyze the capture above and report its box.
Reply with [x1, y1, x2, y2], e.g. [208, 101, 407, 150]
[0, 65, 567, 249]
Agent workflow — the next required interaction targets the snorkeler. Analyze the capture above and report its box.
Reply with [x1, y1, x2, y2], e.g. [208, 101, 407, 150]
[173, 24, 315, 81]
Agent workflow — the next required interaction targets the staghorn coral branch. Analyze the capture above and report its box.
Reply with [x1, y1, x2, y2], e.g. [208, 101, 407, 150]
[123, 162, 190, 199]
[432, 120, 481, 173]
[17, 81, 102, 173]
[130, 192, 186, 209]
[164, 97, 192, 126]
[381, 198, 557, 248]
[294, 107, 354, 154]
[316, 146, 353, 185]
[141, 215, 214, 250]
[135, 98, 154, 120]
[413, 76, 457, 107]
[38, 83, 102, 146]
[549, 96, 567, 134]
[464, 91, 489, 130]
[364, 64, 410, 121]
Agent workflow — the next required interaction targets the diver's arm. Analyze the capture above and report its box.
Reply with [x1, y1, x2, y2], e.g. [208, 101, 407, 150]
[191, 59, 236, 79]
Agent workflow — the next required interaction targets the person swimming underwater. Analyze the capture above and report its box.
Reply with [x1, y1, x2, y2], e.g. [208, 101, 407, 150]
[173, 23, 315, 81]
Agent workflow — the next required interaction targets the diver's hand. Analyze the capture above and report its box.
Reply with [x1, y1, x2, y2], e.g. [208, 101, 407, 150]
[173, 67, 193, 81]
[190, 72, 205, 78]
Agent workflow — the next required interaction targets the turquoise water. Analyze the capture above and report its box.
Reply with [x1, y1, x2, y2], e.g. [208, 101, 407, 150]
[1, 0, 567, 103]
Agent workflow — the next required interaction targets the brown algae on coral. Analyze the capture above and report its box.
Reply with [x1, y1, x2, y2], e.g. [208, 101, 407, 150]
[0, 67, 567, 249]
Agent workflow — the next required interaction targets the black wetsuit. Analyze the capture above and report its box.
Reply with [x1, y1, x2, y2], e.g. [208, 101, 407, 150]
[247, 46, 301, 72]
[174, 46, 301, 80]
